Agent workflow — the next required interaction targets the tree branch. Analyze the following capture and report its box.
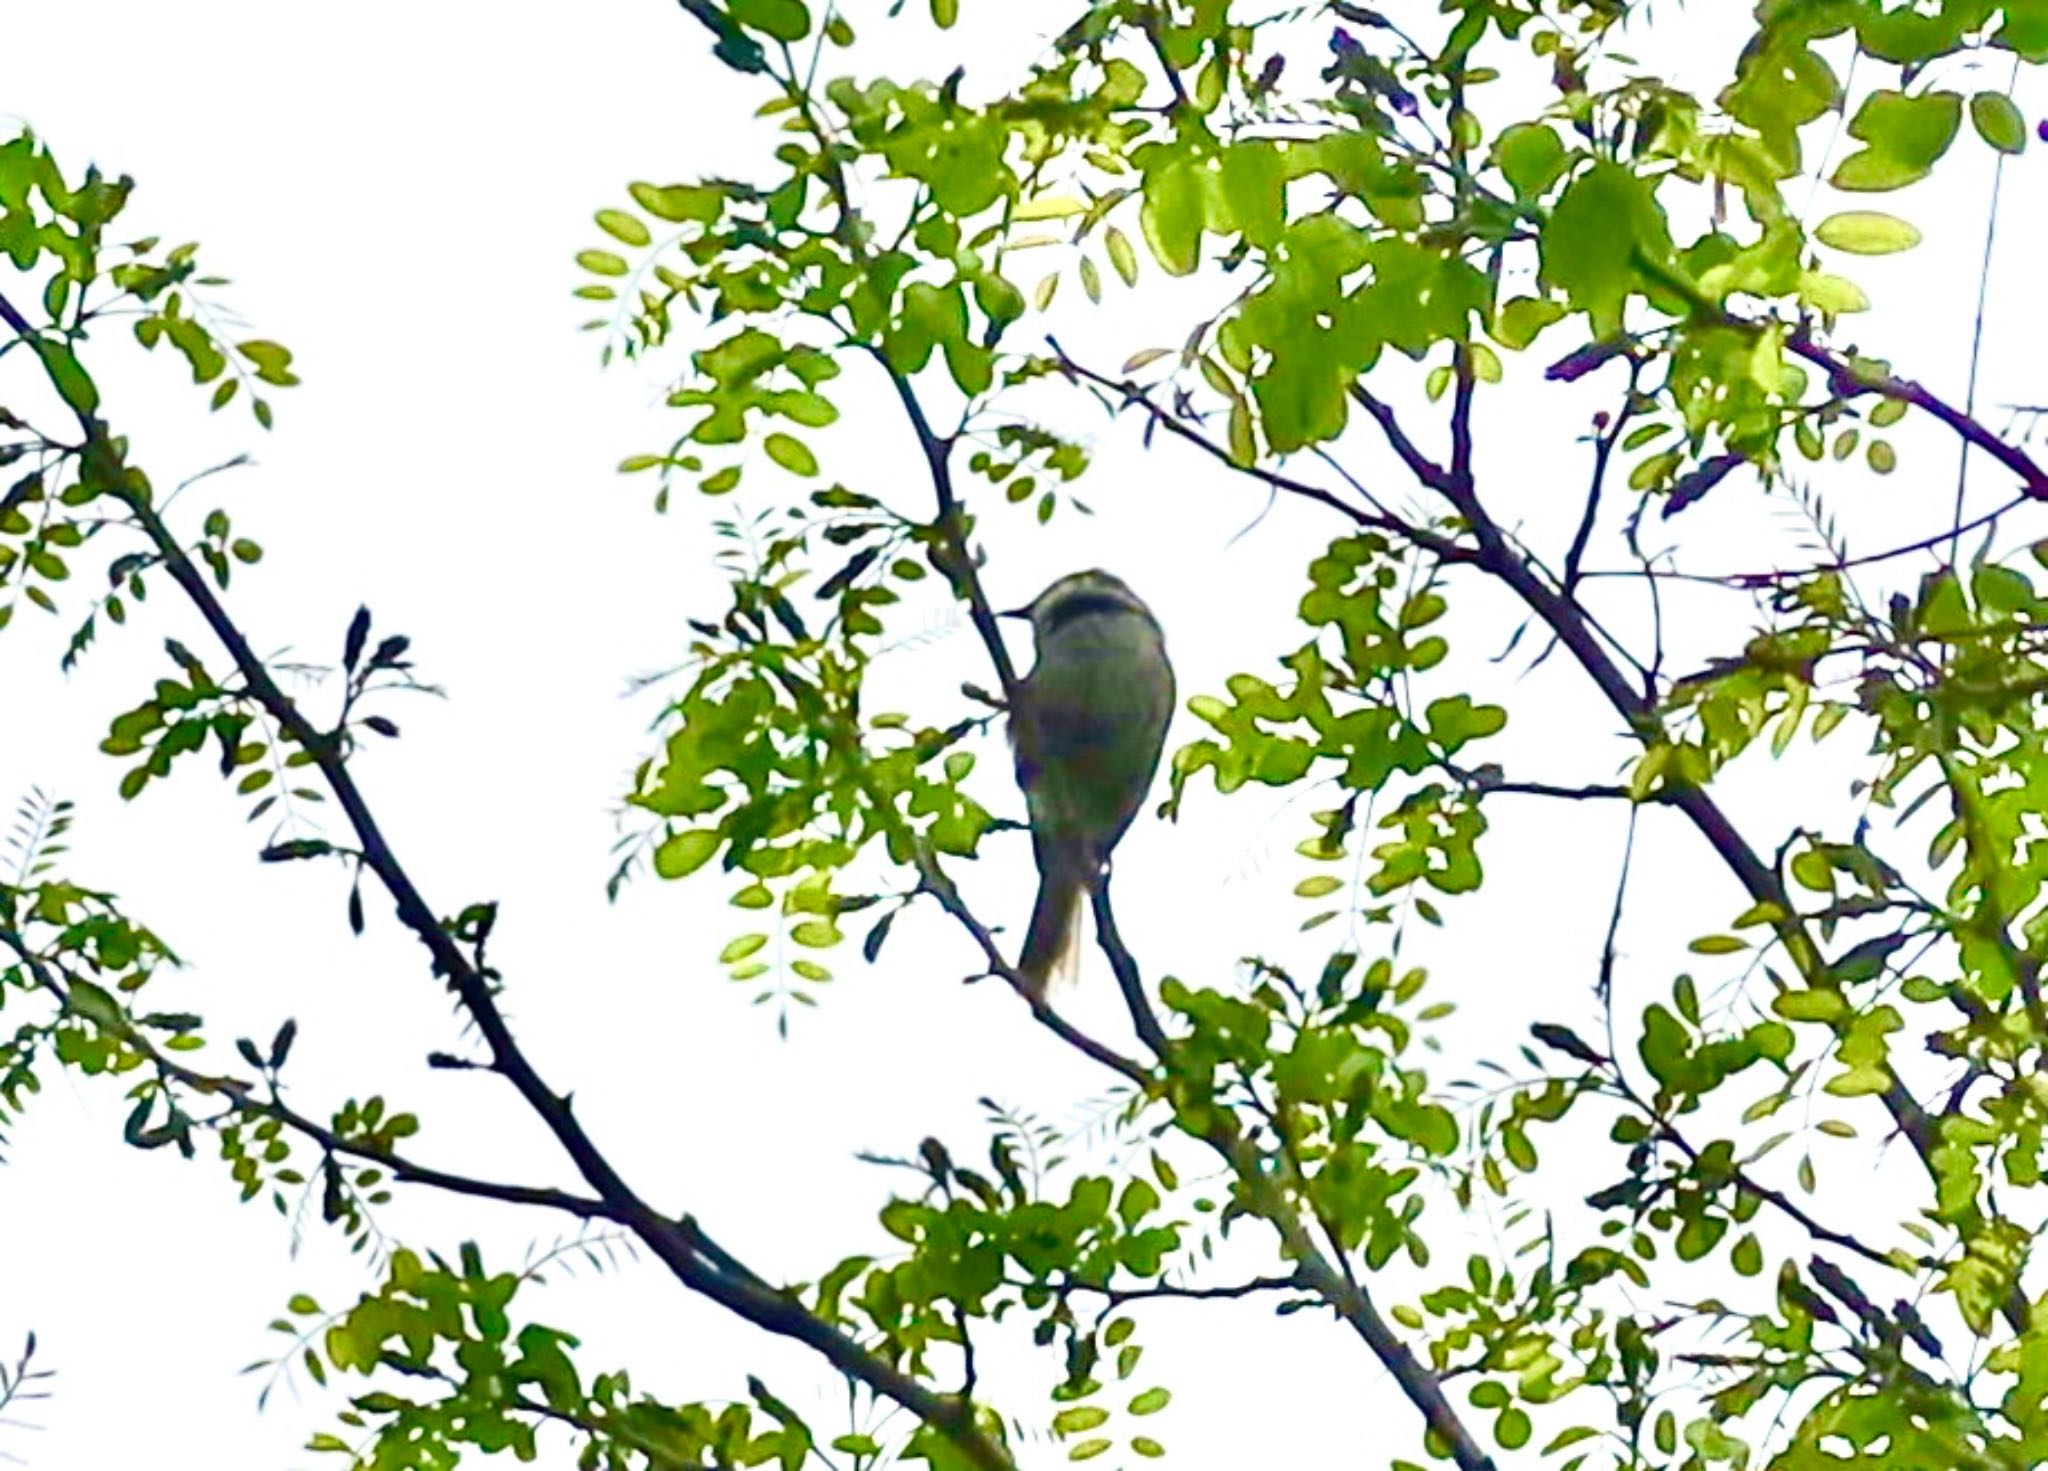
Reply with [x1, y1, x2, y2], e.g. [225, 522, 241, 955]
[1563, 357, 1644, 594]
[1350, 384, 1456, 496]
[1051, 343, 1480, 567]
[1651, 1105, 1932, 1276]
[914, 855, 1150, 1086]
[114, 470, 1012, 1464]
[0, 284, 1020, 1471]
[1575, 490, 2032, 590]
[7, 934, 628, 1225]
[1086, 867, 1497, 1471]
[1786, 333, 2048, 503]
[1344, 380, 2026, 1332]
[1089, 884, 1169, 1058]
[868, 347, 1021, 702]
[1063, 1273, 1304, 1308]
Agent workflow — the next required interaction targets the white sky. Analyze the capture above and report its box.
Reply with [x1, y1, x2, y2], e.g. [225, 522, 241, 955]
[1, 3, 2043, 1469]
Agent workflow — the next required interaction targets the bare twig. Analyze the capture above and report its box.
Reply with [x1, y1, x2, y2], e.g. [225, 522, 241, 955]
[1789, 334, 2048, 503]
[1064, 1273, 1303, 1307]
[1052, 343, 1480, 567]
[1948, 53, 2022, 562]
[1089, 884, 1169, 1058]
[1563, 358, 1644, 594]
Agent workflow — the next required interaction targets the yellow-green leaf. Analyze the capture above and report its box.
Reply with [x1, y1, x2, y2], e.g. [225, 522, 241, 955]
[654, 828, 721, 879]
[764, 433, 818, 477]
[1970, 92, 2027, 154]
[1814, 212, 1921, 255]
[596, 209, 650, 247]
[1105, 226, 1139, 286]
[1688, 935, 1748, 955]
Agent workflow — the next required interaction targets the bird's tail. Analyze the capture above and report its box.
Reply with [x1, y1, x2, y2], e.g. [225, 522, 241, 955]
[1018, 853, 1088, 998]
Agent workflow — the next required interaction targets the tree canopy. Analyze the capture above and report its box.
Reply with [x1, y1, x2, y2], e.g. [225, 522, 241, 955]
[6, 1, 2048, 1468]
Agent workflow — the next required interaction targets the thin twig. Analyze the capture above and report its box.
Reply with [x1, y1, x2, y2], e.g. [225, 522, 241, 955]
[1052, 343, 1480, 566]
[1067, 1273, 1303, 1307]
[4, 930, 623, 1224]
[1089, 884, 1169, 1058]
[1575, 492, 2030, 589]
[913, 856, 1150, 1086]
[1948, 53, 2021, 563]
[1563, 358, 1644, 594]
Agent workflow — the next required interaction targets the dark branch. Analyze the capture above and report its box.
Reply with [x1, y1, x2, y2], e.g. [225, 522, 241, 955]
[869, 346, 1020, 701]
[0, 283, 1018, 1471]
[0, 923, 624, 1222]
[1575, 490, 2031, 590]
[1786, 333, 2048, 503]
[1065, 1273, 1303, 1307]
[1052, 343, 1480, 567]
[914, 856, 1150, 1086]
[1563, 357, 1644, 594]
[1350, 380, 2023, 1334]
[1350, 383, 1455, 496]
[1089, 883, 1169, 1058]
[1082, 857, 1496, 1471]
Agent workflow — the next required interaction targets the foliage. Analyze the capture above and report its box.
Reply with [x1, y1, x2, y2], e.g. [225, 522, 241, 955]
[6, 2, 2048, 1469]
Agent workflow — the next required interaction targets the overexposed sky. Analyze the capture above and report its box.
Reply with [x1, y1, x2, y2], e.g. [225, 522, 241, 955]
[2, 4, 2043, 1469]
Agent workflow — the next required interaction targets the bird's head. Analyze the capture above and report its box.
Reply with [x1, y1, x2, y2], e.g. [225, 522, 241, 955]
[1001, 569, 1157, 641]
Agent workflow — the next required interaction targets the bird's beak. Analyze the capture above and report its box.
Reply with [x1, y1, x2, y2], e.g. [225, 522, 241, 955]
[998, 604, 1031, 621]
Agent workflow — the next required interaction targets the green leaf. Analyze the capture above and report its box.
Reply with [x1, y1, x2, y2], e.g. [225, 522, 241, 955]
[1814, 211, 1921, 255]
[595, 209, 651, 247]
[1688, 935, 1747, 955]
[236, 339, 299, 387]
[2001, 3, 2048, 62]
[1491, 295, 1564, 350]
[1105, 227, 1138, 287]
[1128, 1387, 1170, 1416]
[576, 249, 630, 277]
[67, 977, 125, 1029]
[1139, 149, 1206, 276]
[654, 828, 721, 879]
[763, 433, 818, 477]
[630, 181, 724, 223]
[790, 919, 841, 948]
[1117, 1178, 1159, 1226]
[34, 337, 99, 416]
[1495, 123, 1568, 197]
[1732, 1232, 1763, 1275]
[1774, 988, 1846, 1024]
[731, 0, 811, 42]
[720, 934, 769, 964]
[1797, 271, 1869, 315]
[1970, 92, 2027, 153]
[1831, 90, 1962, 191]
[1541, 163, 1672, 337]
[1053, 1407, 1110, 1435]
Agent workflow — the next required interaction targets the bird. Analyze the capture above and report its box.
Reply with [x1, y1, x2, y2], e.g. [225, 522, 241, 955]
[1002, 570, 1176, 996]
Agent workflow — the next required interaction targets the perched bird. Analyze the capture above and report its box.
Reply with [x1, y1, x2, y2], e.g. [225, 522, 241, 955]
[1003, 570, 1176, 996]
